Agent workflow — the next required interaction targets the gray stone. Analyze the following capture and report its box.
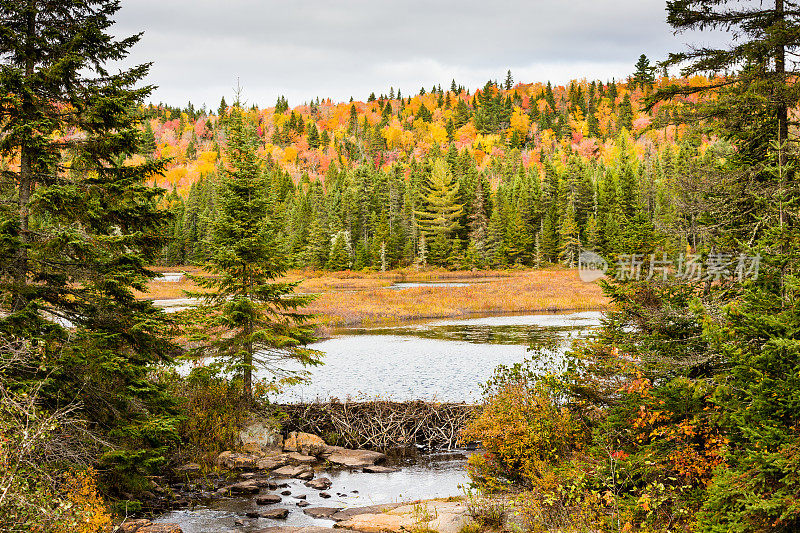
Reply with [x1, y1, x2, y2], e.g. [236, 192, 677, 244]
[240, 419, 283, 449]
[363, 465, 398, 474]
[223, 481, 261, 494]
[287, 451, 317, 464]
[296, 470, 314, 481]
[216, 451, 258, 470]
[302, 507, 342, 519]
[272, 465, 313, 479]
[324, 448, 386, 468]
[329, 503, 404, 522]
[138, 525, 183, 533]
[260, 508, 290, 519]
[255, 526, 348, 533]
[257, 455, 290, 471]
[304, 477, 332, 490]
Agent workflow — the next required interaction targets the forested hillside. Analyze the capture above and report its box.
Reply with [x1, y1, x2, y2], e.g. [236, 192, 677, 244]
[137, 65, 725, 269]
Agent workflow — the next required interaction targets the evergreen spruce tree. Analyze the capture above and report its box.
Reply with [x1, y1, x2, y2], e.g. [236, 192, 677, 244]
[0, 0, 181, 494]
[326, 232, 351, 271]
[618, 93, 634, 132]
[185, 100, 321, 404]
[632, 54, 656, 91]
[415, 159, 464, 256]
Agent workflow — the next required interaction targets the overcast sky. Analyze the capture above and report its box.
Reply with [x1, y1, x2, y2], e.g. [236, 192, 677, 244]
[111, 0, 717, 109]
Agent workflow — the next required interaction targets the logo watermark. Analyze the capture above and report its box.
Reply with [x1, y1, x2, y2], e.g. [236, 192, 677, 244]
[578, 250, 609, 282]
[578, 251, 761, 283]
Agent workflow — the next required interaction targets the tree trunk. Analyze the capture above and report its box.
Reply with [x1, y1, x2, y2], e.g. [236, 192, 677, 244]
[776, 0, 788, 167]
[13, 1, 37, 312]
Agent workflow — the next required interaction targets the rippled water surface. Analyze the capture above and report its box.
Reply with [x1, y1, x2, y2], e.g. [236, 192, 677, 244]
[270, 311, 602, 403]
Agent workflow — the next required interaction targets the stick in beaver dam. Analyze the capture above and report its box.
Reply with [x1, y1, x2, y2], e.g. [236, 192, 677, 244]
[277, 400, 478, 450]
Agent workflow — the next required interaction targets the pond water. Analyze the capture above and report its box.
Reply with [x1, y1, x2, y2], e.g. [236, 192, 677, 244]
[157, 272, 184, 282]
[270, 311, 602, 404]
[154, 451, 471, 533]
[387, 281, 474, 290]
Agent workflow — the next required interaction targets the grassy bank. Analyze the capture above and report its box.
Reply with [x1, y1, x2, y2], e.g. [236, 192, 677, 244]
[139, 267, 608, 327]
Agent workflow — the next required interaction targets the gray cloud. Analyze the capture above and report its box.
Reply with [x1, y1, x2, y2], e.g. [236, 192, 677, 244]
[110, 0, 719, 108]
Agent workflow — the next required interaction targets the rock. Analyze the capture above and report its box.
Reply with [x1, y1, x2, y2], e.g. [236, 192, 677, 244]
[226, 481, 261, 494]
[240, 472, 257, 479]
[257, 455, 290, 470]
[273, 465, 313, 479]
[216, 451, 258, 470]
[281, 490, 292, 495]
[329, 503, 404, 522]
[296, 500, 310, 508]
[247, 511, 261, 518]
[240, 419, 283, 449]
[304, 477, 332, 490]
[256, 495, 282, 505]
[255, 526, 347, 533]
[286, 451, 317, 464]
[325, 448, 386, 468]
[363, 465, 398, 474]
[296, 470, 314, 481]
[283, 432, 327, 455]
[260, 508, 290, 519]
[173, 463, 201, 474]
[119, 519, 153, 533]
[319, 492, 331, 499]
[335, 499, 468, 533]
[138, 525, 183, 533]
[302, 507, 342, 519]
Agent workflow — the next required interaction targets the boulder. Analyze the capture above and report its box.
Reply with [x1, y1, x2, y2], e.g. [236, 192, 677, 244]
[304, 477, 332, 490]
[138, 525, 183, 533]
[257, 454, 290, 471]
[255, 526, 347, 533]
[286, 451, 317, 464]
[256, 494, 282, 505]
[296, 500, 310, 508]
[283, 432, 327, 455]
[273, 465, 313, 479]
[329, 503, 404, 522]
[296, 470, 314, 481]
[363, 465, 398, 474]
[215, 451, 258, 470]
[119, 520, 153, 533]
[240, 418, 283, 449]
[302, 507, 342, 519]
[335, 499, 468, 533]
[324, 448, 386, 468]
[225, 480, 261, 494]
[260, 508, 290, 519]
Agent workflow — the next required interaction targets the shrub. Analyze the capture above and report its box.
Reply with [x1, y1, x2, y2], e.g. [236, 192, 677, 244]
[461, 374, 583, 488]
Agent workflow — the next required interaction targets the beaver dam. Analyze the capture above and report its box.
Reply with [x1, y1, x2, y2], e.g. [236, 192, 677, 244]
[278, 400, 478, 450]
